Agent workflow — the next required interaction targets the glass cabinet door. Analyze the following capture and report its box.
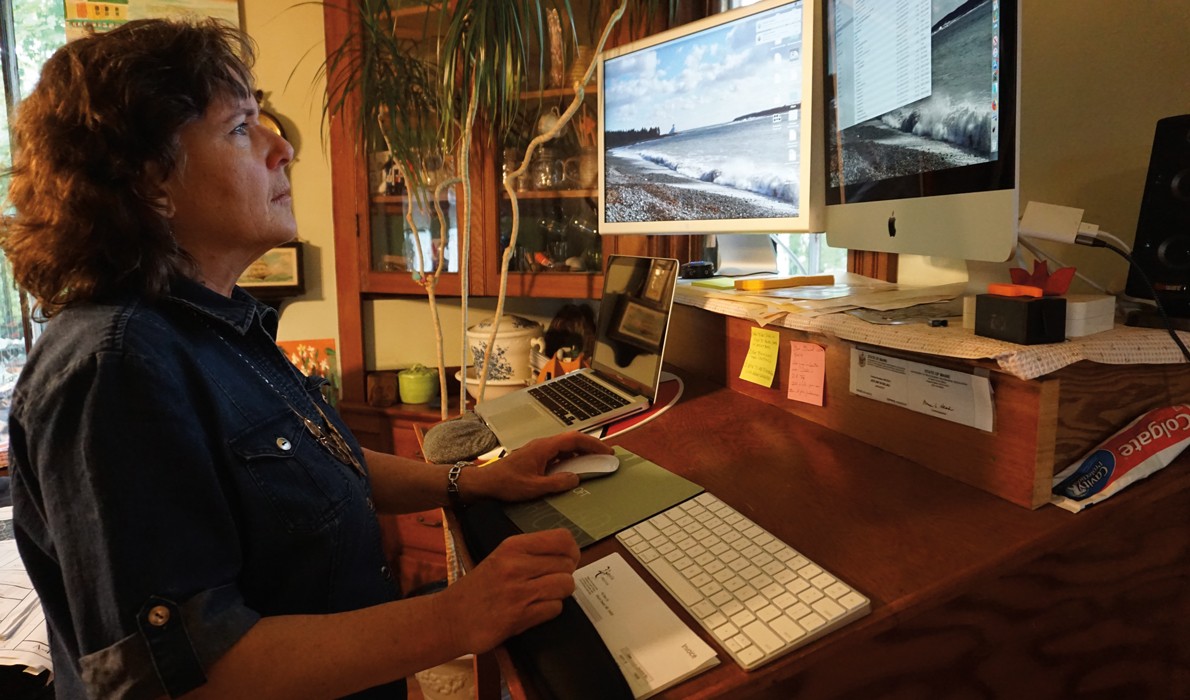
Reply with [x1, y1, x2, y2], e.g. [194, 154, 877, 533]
[494, 87, 607, 298]
[369, 191, 460, 280]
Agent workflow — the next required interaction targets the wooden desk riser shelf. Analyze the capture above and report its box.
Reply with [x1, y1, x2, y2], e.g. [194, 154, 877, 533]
[709, 313, 1190, 509]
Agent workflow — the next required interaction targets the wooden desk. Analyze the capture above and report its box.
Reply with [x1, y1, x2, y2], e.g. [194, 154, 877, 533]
[455, 370, 1190, 699]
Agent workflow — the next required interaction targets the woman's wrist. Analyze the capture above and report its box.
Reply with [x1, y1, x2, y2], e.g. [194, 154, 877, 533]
[446, 461, 486, 506]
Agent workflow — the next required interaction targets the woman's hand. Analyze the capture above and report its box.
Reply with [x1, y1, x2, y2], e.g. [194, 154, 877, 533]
[459, 432, 614, 503]
[437, 529, 580, 653]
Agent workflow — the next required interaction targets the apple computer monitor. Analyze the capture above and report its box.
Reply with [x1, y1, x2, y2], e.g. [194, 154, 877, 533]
[821, 0, 1018, 264]
[597, 0, 823, 235]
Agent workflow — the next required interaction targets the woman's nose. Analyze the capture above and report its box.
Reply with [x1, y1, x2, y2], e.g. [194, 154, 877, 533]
[266, 128, 294, 170]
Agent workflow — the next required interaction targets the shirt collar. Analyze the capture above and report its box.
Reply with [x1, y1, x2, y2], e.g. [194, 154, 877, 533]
[166, 276, 278, 337]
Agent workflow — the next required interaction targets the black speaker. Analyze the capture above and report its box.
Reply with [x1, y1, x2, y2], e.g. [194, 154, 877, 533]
[1125, 114, 1190, 317]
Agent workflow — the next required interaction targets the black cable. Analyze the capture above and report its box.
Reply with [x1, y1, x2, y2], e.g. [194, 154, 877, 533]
[1090, 239, 1190, 362]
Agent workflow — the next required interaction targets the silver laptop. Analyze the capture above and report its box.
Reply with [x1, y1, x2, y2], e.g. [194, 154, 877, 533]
[476, 255, 679, 450]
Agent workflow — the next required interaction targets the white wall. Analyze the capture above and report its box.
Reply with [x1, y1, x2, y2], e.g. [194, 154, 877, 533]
[898, 2, 1190, 289]
[242, 0, 339, 344]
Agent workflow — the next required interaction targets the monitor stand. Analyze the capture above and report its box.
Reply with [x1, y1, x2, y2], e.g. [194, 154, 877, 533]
[712, 234, 778, 277]
[963, 258, 1017, 296]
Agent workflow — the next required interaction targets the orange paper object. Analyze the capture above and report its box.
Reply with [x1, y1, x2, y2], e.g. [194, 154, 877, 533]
[1008, 260, 1075, 296]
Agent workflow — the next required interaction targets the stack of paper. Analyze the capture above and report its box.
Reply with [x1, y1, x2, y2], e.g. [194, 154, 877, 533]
[573, 553, 718, 699]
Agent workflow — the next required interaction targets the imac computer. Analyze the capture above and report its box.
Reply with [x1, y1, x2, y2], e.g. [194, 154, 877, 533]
[821, 0, 1018, 267]
[597, 0, 823, 235]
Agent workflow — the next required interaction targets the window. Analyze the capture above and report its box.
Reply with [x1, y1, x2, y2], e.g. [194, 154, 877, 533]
[1, 1, 67, 460]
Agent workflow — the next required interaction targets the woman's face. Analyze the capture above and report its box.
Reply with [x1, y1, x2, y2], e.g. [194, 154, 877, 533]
[160, 91, 296, 293]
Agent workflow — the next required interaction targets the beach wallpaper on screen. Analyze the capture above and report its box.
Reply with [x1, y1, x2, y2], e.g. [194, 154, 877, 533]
[827, 0, 999, 189]
[602, 1, 806, 224]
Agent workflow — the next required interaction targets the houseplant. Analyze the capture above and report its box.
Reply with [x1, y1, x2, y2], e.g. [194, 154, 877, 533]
[321, 0, 679, 418]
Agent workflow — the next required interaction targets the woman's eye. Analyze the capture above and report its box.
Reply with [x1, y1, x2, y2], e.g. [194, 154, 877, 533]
[232, 122, 249, 136]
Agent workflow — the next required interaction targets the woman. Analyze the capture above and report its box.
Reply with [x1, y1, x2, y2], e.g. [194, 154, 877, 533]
[2, 18, 609, 699]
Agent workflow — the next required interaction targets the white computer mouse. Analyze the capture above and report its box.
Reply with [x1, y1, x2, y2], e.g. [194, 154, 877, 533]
[546, 453, 620, 480]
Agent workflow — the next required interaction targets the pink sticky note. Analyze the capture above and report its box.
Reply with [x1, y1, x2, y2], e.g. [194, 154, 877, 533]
[786, 341, 825, 406]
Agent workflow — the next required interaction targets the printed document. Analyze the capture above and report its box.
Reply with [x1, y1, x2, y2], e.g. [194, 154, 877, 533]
[573, 553, 718, 699]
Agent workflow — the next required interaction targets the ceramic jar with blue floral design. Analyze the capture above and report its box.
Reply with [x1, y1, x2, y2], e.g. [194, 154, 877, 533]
[465, 315, 544, 384]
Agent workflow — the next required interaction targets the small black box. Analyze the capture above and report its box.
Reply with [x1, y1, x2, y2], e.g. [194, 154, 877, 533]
[974, 294, 1067, 345]
[679, 260, 715, 279]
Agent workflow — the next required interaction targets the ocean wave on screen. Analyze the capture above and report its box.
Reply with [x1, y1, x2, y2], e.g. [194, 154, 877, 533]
[880, 97, 993, 153]
[634, 150, 798, 203]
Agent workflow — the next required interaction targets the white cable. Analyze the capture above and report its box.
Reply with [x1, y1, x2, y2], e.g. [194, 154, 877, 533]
[1016, 237, 1112, 294]
[1092, 229, 1131, 253]
[768, 234, 809, 275]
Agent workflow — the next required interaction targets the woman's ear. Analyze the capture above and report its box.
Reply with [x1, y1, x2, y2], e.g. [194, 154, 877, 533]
[143, 161, 176, 218]
[154, 193, 176, 219]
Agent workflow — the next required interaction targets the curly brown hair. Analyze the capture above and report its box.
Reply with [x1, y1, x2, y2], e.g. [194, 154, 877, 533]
[1, 18, 257, 318]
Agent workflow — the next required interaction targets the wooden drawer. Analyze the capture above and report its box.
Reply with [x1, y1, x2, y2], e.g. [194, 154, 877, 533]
[392, 421, 429, 461]
[395, 509, 447, 593]
[396, 508, 446, 553]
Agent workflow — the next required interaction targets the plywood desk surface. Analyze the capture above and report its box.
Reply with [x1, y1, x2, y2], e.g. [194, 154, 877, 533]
[454, 370, 1190, 699]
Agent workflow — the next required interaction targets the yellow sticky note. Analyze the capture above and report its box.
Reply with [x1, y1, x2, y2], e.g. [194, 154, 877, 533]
[690, 277, 735, 289]
[739, 327, 780, 387]
[786, 341, 826, 406]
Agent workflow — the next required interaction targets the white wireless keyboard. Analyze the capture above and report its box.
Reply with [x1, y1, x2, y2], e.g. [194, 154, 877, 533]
[616, 492, 870, 670]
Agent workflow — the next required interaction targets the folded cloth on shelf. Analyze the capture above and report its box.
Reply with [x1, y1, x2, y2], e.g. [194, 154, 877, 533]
[422, 413, 500, 463]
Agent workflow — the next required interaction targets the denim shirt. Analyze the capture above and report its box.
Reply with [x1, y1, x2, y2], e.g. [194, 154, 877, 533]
[9, 278, 402, 699]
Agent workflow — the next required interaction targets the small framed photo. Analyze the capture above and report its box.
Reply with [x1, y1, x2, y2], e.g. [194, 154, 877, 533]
[238, 241, 305, 298]
[643, 259, 676, 303]
[608, 298, 667, 353]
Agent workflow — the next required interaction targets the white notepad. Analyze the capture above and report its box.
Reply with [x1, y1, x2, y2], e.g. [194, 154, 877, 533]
[572, 553, 718, 699]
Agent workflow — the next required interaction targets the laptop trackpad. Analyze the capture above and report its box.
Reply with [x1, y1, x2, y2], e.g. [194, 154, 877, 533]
[488, 403, 555, 427]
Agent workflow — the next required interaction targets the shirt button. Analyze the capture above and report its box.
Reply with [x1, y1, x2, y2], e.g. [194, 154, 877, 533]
[276, 437, 292, 451]
[147, 605, 171, 627]
[380, 565, 392, 582]
[366, 497, 375, 511]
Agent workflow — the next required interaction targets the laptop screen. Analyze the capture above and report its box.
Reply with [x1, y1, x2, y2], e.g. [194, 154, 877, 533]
[590, 255, 679, 400]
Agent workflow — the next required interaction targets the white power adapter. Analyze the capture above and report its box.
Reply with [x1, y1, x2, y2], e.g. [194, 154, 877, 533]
[1018, 201, 1085, 244]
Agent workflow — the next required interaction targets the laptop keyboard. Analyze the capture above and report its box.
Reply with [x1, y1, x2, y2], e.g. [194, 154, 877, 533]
[528, 372, 631, 425]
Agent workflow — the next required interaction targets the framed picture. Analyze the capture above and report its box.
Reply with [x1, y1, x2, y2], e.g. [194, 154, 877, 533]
[238, 241, 304, 299]
[643, 259, 676, 303]
[608, 298, 667, 353]
[277, 338, 339, 406]
[66, 0, 243, 41]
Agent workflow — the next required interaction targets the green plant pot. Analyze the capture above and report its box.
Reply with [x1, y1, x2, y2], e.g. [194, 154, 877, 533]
[398, 365, 438, 404]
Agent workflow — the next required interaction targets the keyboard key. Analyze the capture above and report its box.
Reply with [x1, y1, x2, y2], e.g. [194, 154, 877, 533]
[737, 646, 764, 666]
[825, 582, 851, 599]
[812, 597, 846, 621]
[699, 581, 723, 598]
[649, 558, 703, 606]
[713, 622, 740, 643]
[839, 592, 868, 611]
[769, 615, 807, 644]
[634, 521, 661, 541]
[709, 590, 733, 608]
[730, 609, 756, 628]
[743, 621, 783, 654]
[799, 612, 826, 632]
